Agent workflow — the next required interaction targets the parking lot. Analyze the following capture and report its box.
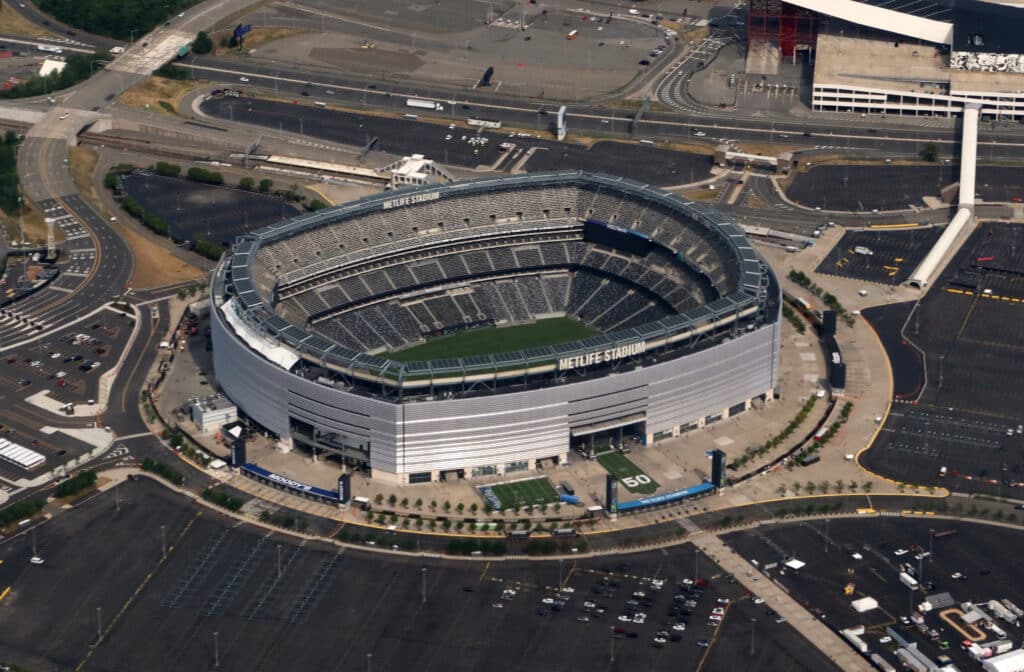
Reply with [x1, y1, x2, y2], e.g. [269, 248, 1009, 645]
[816, 227, 942, 285]
[861, 223, 1024, 493]
[0, 479, 839, 672]
[786, 164, 1024, 212]
[119, 173, 301, 248]
[724, 516, 1024, 672]
[2, 308, 134, 408]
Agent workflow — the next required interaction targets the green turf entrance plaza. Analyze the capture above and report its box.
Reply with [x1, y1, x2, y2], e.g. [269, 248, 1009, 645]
[597, 451, 660, 494]
[480, 477, 561, 510]
[382, 317, 600, 361]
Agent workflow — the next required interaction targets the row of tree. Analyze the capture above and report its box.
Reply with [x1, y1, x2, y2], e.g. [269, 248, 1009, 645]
[36, 0, 200, 41]
[0, 131, 21, 216]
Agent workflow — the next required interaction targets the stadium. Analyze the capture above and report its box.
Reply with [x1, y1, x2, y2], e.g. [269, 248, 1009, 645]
[746, 0, 1024, 118]
[210, 171, 781, 484]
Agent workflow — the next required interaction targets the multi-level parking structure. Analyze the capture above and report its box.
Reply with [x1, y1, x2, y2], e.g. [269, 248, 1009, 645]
[211, 171, 781, 484]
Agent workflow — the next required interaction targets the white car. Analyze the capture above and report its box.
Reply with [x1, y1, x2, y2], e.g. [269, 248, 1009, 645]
[712, 607, 725, 616]
[879, 636, 892, 644]
[58, 112, 69, 120]
[239, 77, 250, 83]
[50, 352, 61, 359]
[653, 636, 667, 644]
[618, 615, 632, 622]
[716, 598, 731, 605]
[672, 623, 686, 632]
[30, 556, 44, 565]
[632, 613, 647, 624]
[753, 597, 764, 605]
[894, 548, 908, 557]
[692, 130, 706, 137]
[541, 597, 555, 605]
[584, 601, 596, 609]
[491, 602, 503, 608]
[561, 587, 575, 594]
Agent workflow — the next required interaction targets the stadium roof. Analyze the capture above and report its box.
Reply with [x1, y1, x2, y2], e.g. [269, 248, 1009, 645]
[785, 0, 1024, 51]
[215, 171, 771, 390]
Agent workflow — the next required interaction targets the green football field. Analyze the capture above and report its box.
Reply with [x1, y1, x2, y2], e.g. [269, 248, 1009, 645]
[486, 477, 561, 510]
[383, 317, 600, 362]
[597, 452, 660, 494]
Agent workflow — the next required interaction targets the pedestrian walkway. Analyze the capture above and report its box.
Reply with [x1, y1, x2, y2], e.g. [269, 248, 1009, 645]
[678, 518, 872, 672]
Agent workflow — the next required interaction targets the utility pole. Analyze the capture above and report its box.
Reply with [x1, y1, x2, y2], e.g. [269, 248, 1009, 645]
[694, 547, 699, 581]
[31, 527, 37, 556]
[115, 484, 120, 512]
[609, 626, 615, 662]
[96, 607, 102, 643]
[824, 519, 830, 552]
[558, 558, 563, 587]
[367, 652, 373, 672]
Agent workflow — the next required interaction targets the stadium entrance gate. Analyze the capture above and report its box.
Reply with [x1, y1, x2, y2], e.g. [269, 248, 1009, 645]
[571, 417, 646, 458]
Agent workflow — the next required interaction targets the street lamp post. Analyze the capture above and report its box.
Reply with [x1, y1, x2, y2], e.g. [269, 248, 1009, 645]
[421, 567, 427, 605]
[609, 626, 615, 662]
[160, 524, 166, 559]
[750, 618, 757, 656]
[96, 607, 102, 643]
[213, 631, 220, 668]
[367, 652, 373, 672]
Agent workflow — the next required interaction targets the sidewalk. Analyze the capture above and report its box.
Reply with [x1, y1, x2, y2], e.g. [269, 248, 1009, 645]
[682, 518, 873, 672]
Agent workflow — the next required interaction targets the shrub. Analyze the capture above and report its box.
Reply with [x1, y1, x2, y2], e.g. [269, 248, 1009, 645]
[238, 176, 254, 191]
[140, 458, 185, 485]
[154, 161, 181, 178]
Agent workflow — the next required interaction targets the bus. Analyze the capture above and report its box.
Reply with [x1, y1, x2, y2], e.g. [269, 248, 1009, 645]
[467, 118, 502, 129]
[560, 481, 575, 496]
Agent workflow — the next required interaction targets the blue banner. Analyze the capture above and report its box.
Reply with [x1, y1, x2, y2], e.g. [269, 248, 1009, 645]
[242, 463, 340, 501]
[617, 482, 715, 512]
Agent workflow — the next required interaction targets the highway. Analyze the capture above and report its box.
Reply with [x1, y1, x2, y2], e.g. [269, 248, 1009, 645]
[176, 57, 1024, 160]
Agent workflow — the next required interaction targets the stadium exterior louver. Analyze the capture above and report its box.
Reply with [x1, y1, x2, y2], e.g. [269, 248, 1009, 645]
[211, 171, 781, 483]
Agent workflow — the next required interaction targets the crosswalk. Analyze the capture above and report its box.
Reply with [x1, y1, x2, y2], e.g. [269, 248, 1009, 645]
[655, 31, 732, 112]
[0, 199, 99, 346]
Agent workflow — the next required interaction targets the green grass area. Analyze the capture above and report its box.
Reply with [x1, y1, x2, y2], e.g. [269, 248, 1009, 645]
[597, 452, 660, 494]
[383, 317, 600, 362]
[486, 477, 561, 510]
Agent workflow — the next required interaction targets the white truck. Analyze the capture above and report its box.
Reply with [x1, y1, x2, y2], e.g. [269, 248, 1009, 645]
[406, 98, 443, 111]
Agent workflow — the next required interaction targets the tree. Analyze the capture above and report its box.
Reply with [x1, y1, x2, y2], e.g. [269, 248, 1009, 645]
[862, 481, 873, 493]
[430, 499, 437, 510]
[805, 481, 817, 495]
[308, 199, 328, 211]
[819, 480, 830, 494]
[834, 479, 844, 493]
[400, 497, 409, 508]
[387, 494, 397, 506]
[258, 178, 273, 193]
[456, 502, 465, 514]
[414, 498, 423, 509]
[792, 481, 802, 495]
[444, 501, 451, 512]
[238, 176, 255, 191]
[470, 503, 478, 514]
[920, 142, 939, 162]
[776, 485, 787, 498]
[849, 480, 858, 491]
[192, 31, 214, 55]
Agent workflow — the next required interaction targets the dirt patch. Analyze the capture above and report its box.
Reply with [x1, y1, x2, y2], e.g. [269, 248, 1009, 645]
[118, 76, 207, 115]
[69, 146, 101, 211]
[227, 27, 309, 54]
[680, 187, 721, 202]
[118, 217, 204, 289]
[0, 0, 51, 37]
[1, 202, 57, 245]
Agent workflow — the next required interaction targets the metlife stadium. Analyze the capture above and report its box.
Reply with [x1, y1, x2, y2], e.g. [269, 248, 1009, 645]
[210, 171, 781, 484]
